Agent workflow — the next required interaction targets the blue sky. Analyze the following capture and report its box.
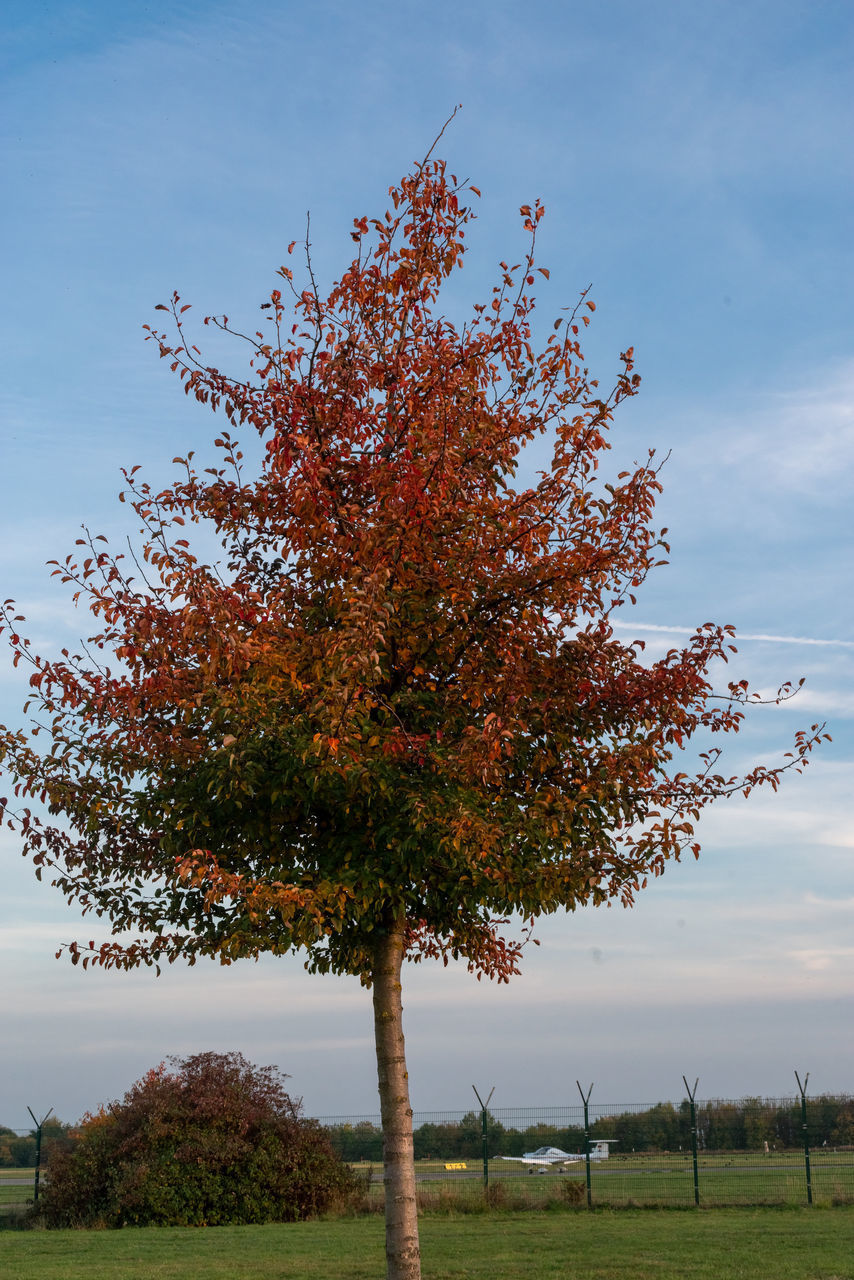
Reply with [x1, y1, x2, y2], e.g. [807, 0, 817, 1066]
[1, 0, 852, 1125]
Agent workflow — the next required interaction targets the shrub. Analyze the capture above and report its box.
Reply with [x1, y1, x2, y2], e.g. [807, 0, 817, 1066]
[559, 1177, 586, 1206]
[38, 1051, 356, 1227]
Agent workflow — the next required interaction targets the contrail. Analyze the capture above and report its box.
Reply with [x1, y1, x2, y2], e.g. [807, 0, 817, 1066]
[610, 622, 854, 649]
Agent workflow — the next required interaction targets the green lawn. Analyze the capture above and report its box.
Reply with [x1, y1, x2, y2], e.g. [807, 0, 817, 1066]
[1, 1209, 854, 1279]
[0, 1187, 32, 1207]
[0, 1174, 35, 1210]
[351, 1152, 854, 1210]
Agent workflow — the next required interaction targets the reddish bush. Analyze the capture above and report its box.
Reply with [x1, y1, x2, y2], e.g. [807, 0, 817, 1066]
[39, 1052, 355, 1227]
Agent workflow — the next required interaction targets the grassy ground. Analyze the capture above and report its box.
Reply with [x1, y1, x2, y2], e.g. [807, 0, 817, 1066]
[0, 1173, 36, 1212]
[0, 1188, 32, 1207]
[352, 1152, 854, 1210]
[1, 1209, 853, 1279]
[5, 1151, 852, 1215]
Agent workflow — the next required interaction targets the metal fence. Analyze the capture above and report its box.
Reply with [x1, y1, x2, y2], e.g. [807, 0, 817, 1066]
[4, 1080, 854, 1214]
[317, 1079, 854, 1209]
[0, 1109, 56, 1216]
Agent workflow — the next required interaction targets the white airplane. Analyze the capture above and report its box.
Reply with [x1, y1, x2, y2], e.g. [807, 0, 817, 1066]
[501, 1141, 617, 1171]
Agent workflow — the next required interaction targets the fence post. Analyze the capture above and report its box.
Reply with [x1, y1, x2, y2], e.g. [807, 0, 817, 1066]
[682, 1076, 700, 1207]
[472, 1085, 494, 1198]
[576, 1081, 594, 1210]
[26, 1107, 53, 1207]
[794, 1071, 812, 1206]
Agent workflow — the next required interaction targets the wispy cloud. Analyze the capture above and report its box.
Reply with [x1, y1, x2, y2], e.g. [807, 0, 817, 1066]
[788, 947, 854, 973]
[723, 363, 854, 499]
[611, 622, 854, 648]
[655, 360, 854, 508]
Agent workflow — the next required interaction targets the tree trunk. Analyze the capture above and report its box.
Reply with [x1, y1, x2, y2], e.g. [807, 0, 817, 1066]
[372, 921, 421, 1280]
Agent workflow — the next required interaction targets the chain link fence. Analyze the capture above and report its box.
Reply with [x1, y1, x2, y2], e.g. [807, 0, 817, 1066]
[318, 1085, 854, 1209]
[4, 1083, 853, 1217]
[0, 1113, 66, 1221]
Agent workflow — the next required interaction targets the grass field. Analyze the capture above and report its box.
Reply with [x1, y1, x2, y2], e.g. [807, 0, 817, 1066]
[1, 1208, 853, 1278]
[0, 1172, 35, 1212]
[353, 1151, 854, 1209]
[0, 1189, 32, 1208]
[4, 1150, 852, 1217]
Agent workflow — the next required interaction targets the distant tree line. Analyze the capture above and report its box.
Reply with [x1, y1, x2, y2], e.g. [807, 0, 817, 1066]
[0, 1120, 74, 1168]
[325, 1096, 854, 1161]
[5, 1093, 851, 1172]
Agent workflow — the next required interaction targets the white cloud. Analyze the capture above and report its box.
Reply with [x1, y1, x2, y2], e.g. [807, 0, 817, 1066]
[788, 947, 854, 974]
[716, 893, 854, 924]
[804, 892, 854, 910]
[612, 622, 854, 649]
[724, 364, 854, 498]
[695, 774, 854, 851]
[765, 688, 854, 717]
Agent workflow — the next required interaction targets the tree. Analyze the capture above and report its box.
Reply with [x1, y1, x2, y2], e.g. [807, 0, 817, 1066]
[0, 1119, 72, 1168]
[454, 1110, 505, 1159]
[327, 1119, 384, 1162]
[0, 1126, 18, 1168]
[37, 1051, 355, 1227]
[0, 127, 825, 1277]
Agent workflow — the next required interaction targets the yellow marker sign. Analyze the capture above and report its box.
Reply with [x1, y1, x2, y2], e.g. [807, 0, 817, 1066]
[444, 1162, 467, 1170]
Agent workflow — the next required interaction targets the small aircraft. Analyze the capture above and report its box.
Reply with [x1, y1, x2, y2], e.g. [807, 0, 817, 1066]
[501, 1141, 617, 1171]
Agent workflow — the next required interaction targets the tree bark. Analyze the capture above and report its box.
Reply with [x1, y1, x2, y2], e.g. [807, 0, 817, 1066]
[372, 921, 421, 1280]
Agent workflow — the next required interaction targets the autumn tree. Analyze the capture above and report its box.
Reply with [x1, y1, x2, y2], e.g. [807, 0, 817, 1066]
[0, 130, 824, 1278]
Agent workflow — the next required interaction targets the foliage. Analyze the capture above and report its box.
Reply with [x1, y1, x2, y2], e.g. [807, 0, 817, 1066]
[36, 1051, 356, 1228]
[558, 1177, 586, 1206]
[325, 1095, 854, 1162]
[0, 125, 827, 1278]
[0, 1120, 73, 1169]
[0, 1128, 17, 1169]
[329, 1120, 385, 1164]
[0, 145, 825, 986]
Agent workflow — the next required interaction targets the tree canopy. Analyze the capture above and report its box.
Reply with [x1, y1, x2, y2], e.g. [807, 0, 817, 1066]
[0, 133, 825, 1280]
